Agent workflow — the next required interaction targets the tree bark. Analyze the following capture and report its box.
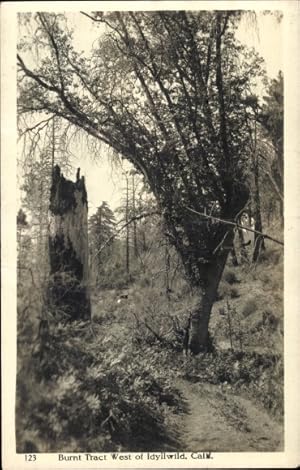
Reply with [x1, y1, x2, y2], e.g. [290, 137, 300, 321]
[230, 244, 239, 266]
[48, 165, 91, 321]
[166, 204, 238, 353]
[97, 205, 102, 283]
[132, 174, 138, 258]
[165, 243, 171, 299]
[188, 249, 230, 354]
[253, 160, 265, 262]
[125, 176, 130, 277]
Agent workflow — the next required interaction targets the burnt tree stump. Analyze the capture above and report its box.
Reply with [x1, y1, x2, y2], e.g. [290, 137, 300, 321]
[48, 165, 91, 321]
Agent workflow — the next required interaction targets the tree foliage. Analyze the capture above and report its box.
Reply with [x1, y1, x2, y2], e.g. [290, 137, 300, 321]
[18, 10, 267, 351]
[17, 11, 264, 276]
[89, 201, 116, 283]
[259, 71, 283, 198]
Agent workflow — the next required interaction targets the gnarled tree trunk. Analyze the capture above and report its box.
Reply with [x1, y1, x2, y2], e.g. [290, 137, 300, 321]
[189, 252, 228, 354]
[164, 203, 239, 354]
[187, 234, 234, 354]
[47, 165, 91, 321]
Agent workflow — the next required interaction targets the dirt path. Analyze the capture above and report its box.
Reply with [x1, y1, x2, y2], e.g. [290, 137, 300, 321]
[174, 380, 283, 452]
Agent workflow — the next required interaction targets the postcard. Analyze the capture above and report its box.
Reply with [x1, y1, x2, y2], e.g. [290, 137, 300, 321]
[1, 1, 299, 468]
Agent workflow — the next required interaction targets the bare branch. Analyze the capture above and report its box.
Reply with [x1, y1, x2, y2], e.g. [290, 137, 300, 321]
[80, 12, 102, 22]
[18, 115, 55, 139]
[185, 206, 284, 246]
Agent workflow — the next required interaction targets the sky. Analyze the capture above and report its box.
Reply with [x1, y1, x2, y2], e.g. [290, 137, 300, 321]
[237, 12, 283, 79]
[18, 11, 283, 216]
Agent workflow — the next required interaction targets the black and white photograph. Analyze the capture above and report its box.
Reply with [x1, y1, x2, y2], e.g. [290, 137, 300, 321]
[1, 1, 300, 467]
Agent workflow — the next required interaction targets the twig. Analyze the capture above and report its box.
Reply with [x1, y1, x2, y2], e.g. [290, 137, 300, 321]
[234, 202, 250, 223]
[144, 320, 167, 345]
[18, 115, 55, 139]
[212, 230, 229, 255]
[209, 201, 216, 216]
[100, 410, 117, 430]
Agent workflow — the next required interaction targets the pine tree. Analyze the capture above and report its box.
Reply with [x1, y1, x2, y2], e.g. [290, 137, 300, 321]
[89, 201, 116, 284]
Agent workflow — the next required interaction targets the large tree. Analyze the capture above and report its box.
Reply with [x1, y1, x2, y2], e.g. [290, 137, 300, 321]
[17, 11, 264, 352]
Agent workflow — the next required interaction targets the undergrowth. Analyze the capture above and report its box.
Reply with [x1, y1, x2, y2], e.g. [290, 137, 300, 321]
[16, 231, 284, 452]
[180, 350, 283, 420]
[16, 319, 182, 453]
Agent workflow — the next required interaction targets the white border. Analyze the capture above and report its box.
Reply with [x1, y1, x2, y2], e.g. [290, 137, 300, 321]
[1, 1, 300, 468]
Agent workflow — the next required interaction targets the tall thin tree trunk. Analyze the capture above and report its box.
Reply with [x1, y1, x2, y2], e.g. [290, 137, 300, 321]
[279, 199, 284, 227]
[253, 160, 265, 262]
[237, 216, 249, 263]
[132, 174, 138, 258]
[237, 218, 245, 246]
[97, 206, 102, 283]
[51, 116, 55, 171]
[252, 110, 265, 262]
[230, 243, 239, 266]
[48, 165, 91, 321]
[125, 176, 130, 276]
[278, 144, 284, 227]
[17, 226, 22, 278]
[165, 243, 171, 299]
[141, 224, 147, 251]
[37, 178, 45, 275]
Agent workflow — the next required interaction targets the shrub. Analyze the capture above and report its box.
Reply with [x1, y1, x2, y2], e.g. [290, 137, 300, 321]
[223, 269, 239, 285]
[242, 298, 258, 317]
[230, 287, 240, 299]
[262, 310, 280, 330]
[139, 275, 151, 288]
[257, 270, 271, 284]
[258, 247, 282, 265]
[181, 350, 283, 418]
[216, 281, 230, 300]
[16, 321, 182, 453]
